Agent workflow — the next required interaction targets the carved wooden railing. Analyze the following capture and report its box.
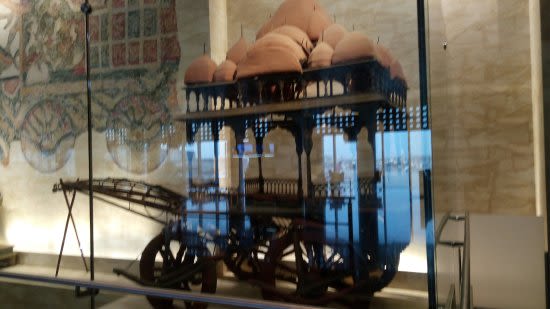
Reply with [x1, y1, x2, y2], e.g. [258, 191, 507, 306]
[190, 175, 380, 205]
[358, 176, 379, 200]
[264, 179, 299, 196]
[245, 178, 299, 196]
[312, 181, 353, 199]
[312, 176, 380, 201]
[244, 178, 260, 193]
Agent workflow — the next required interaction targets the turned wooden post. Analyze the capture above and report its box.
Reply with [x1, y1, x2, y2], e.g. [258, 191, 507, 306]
[211, 121, 220, 188]
[232, 123, 247, 197]
[302, 116, 314, 198]
[256, 137, 265, 194]
[186, 123, 196, 190]
[292, 128, 304, 200]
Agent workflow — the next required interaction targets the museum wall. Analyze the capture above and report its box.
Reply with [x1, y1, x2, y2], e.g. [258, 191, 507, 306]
[429, 0, 536, 215]
[228, 0, 539, 215]
[0, 0, 542, 260]
[0, 0, 208, 258]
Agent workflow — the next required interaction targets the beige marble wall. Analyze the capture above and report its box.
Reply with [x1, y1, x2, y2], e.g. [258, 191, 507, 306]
[176, 0, 211, 80]
[429, 0, 536, 214]
[543, 0, 550, 159]
[226, 0, 538, 215]
[208, 0, 228, 64]
[528, 0, 545, 219]
[541, 0, 550, 242]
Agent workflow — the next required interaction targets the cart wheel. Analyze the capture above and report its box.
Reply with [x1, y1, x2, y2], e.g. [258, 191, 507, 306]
[260, 225, 351, 306]
[106, 95, 171, 174]
[139, 234, 217, 309]
[223, 230, 267, 280]
[20, 100, 75, 173]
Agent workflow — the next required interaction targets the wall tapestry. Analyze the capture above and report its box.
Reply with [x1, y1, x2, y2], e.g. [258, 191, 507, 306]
[0, 0, 180, 174]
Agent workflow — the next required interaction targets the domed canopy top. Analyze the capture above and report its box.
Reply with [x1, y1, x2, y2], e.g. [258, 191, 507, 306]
[320, 24, 348, 49]
[375, 44, 395, 68]
[256, 0, 333, 42]
[184, 55, 217, 85]
[332, 32, 376, 65]
[272, 25, 314, 53]
[236, 45, 302, 79]
[390, 59, 406, 83]
[251, 32, 308, 63]
[307, 8, 332, 41]
[214, 60, 237, 82]
[308, 42, 334, 69]
[226, 37, 249, 64]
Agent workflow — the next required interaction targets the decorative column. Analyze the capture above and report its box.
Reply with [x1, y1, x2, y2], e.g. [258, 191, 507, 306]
[256, 137, 265, 194]
[344, 124, 361, 279]
[186, 123, 197, 190]
[229, 121, 247, 197]
[187, 148, 195, 188]
[364, 106, 379, 171]
[302, 116, 314, 198]
[236, 135, 245, 196]
[211, 121, 220, 187]
[211, 122, 221, 232]
[294, 129, 304, 200]
[359, 106, 382, 279]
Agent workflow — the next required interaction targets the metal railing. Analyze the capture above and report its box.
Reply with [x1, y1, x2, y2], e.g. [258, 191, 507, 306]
[460, 214, 471, 309]
[445, 284, 456, 309]
[437, 212, 472, 309]
[0, 271, 327, 309]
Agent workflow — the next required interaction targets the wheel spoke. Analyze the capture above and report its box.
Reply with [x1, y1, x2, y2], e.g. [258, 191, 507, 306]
[235, 252, 246, 268]
[140, 233, 217, 309]
[167, 247, 176, 264]
[262, 231, 349, 304]
[175, 245, 186, 265]
[281, 248, 295, 258]
[276, 260, 298, 275]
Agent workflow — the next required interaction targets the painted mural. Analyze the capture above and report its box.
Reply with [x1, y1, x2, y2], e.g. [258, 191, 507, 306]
[0, 0, 180, 173]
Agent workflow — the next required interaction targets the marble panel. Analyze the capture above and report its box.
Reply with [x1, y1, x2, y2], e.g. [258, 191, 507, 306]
[429, 0, 536, 214]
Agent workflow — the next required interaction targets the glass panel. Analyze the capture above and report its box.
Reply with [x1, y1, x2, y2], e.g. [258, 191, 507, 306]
[0, 0, 88, 281]
[1, 1, 434, 309]
[428, 1, 545, 308]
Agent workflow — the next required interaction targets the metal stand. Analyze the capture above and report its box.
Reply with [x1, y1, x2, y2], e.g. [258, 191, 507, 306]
[55, 179, 88, 277]
[81, 1, 97, 307]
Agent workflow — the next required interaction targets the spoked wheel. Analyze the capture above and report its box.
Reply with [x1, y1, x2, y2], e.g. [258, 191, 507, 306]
[139, 234, 217, 309]
[223, 230, 269, 280]
[260, 223, 353, 306]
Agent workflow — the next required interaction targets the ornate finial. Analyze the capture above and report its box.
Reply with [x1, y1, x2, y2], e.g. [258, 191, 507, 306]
[81, 2, 92, 15]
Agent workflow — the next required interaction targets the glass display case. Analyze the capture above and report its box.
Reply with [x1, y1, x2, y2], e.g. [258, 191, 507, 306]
[0, 0, 545, 309]
[1, 0, 429, 308]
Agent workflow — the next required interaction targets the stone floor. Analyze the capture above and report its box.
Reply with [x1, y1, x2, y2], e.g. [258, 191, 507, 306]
[0, 263, 428, 309]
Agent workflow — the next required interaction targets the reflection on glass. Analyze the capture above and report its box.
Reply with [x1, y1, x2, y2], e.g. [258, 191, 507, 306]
[0, 1, 430, 309]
